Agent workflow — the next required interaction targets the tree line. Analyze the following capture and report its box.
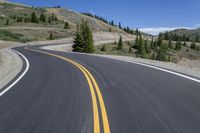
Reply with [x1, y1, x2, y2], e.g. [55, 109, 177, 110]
[3, 12, 70, 30]
[82, 12, 136, 35]
[7, 12, 59, 23]
[161, 31, 200, 43]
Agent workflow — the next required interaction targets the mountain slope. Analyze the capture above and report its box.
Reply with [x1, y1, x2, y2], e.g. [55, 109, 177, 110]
[0, 1, 133, 42]
[167, 28, 200, 42]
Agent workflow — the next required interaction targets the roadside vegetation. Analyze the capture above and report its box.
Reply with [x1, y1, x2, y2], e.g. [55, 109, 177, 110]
[95, 29, 200, 63]
[0, 1, 74, 42]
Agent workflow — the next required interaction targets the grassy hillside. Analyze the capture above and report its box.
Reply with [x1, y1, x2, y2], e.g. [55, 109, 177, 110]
[0, 1, 129, 42]
[161, 28, 200, 42]
[95, 36, 200, 63]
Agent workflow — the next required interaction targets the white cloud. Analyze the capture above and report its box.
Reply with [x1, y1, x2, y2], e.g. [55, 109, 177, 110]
[139, 27, 191, 35]
[195, 24, 200, 27]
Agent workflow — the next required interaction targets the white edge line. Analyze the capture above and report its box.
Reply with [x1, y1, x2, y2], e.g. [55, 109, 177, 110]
[67, 52, 200, 83]
[116, 58, 200, 83]
[0, 48, 30, 97]
[40, 47, 200, 83]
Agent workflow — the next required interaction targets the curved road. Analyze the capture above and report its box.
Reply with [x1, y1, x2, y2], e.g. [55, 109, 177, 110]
[0, 46, 200, 133]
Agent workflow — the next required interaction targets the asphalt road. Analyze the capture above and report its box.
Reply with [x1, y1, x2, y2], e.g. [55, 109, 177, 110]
[0, 46, 200, 133]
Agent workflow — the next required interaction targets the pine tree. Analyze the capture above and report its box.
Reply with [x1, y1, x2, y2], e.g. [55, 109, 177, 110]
[157, 34, 163, 47]
[197, 46, 200, 51]
[40, 14, 46, 22]
[135, 28, 139, 35]
[5, 19, 9, 25]
[134, 32, 139, 49]
[138, 34, 147, 58]
[49, 33, 54, 40]
[101, 44, 106, 51]
[168, 55, 171, 62]
[54, 15, 58, 21]
[79, 20, 94, 53]
[48, 16, 51, 23]
[175, 41, 182, 51]
[168, 39, 173, 49]
[73, 25, 84, 52]
[128, 45, 132, 53]
[190, 42, 197, 50]
[150, 37, 154, 49]
[64, 22, 70, 29]
[156, 48, 166, 61]
[31, 12, 38, 23]
[117, 36, 123, 49]
[118, 22, 122, 29]
[183, 41, 187, 46]
[51, 13, 55, 20]
[110, 20, 114, 26]
[195, 36, 199, 42]
[152, 53, 156, 60]
[73, 20, 94, 53]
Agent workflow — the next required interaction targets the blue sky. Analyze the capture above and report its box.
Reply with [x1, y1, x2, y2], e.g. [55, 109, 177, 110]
[9, 0, 200, 35]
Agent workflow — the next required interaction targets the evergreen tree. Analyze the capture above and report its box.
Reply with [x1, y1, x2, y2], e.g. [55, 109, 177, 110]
[101, 44, 106, 51]
[138, 34, 147, 58]
[197, 46, 200, 51]
[17, 17, 23, 22]
[135, 28, 139, 35]
[49, 33, 54, 40]
[150, 37, 154, 49]
[40, 14, 46, 22]
[168, 39, 173, 49]
[195, 36, 199, 42]
[175, 41, 182, 51]
[156, 47, 166, 61]
[183, 41, 187, 46]
[117, 36, 123, 49]
[51, 13, 55, 20]
[64, 22, 70, 29]
[134, 31, 140, 49]
[73, 25, 84, 52]
[110, 20, 114, 26]
[145, 39, 151, 54]
[48, 16, 51, 23]
[128, 45, 132, 53]
[152, 53, 156, 60]
[73, 20, 94, 53]
[157, 34, 163, 47]
[190, 42, 197, 50]
[5, 19, 9, 25]
[118, 22, 122, 29]
[54, 15, 58, 21]
[31, 12, 38, 23]
[168, 55, 171, 62]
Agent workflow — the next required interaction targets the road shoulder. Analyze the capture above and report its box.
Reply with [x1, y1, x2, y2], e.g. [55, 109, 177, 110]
[0, 49, 23, 90]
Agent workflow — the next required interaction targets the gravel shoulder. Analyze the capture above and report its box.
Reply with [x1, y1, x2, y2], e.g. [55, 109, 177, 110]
[0, 49, 23, 90]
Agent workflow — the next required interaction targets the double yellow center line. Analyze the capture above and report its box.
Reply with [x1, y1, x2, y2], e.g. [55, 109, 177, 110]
[26, 48, 110, 133]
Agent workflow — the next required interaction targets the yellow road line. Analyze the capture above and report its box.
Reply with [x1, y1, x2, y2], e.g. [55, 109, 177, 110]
[26, 48, 110, 133]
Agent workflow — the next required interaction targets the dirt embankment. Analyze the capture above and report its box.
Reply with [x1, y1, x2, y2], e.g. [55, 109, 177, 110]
[42, 31, 135, 51]
[0, 49, 23, 90]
